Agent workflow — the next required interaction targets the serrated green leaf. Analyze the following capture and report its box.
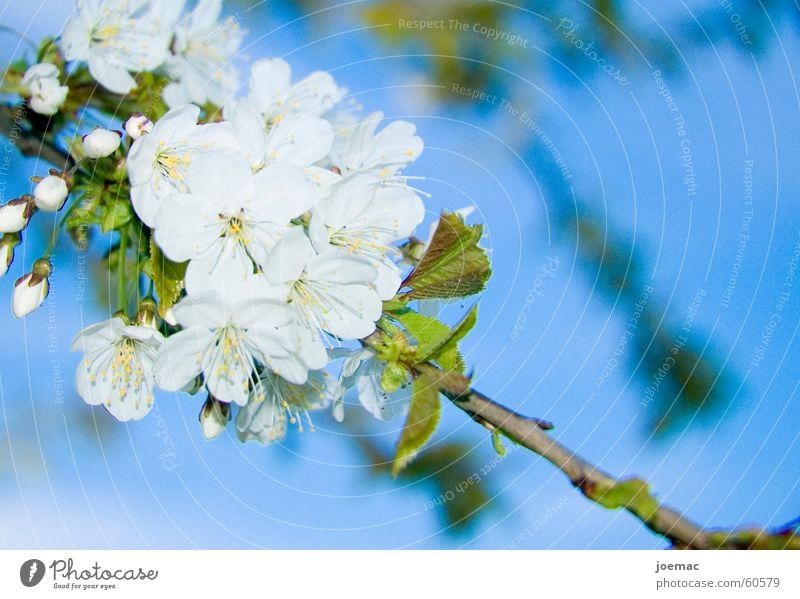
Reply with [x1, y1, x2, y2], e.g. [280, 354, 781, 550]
[402, 212, 491, 300]
[429, 305, 477, 373]
[394, 306, 478, 373]
[392, 371, 441, 476]
[101, 200, 133, 233]
[394, 310, 452, 358]
[148, 238, 187, 317]
[436, 348, 465, 373]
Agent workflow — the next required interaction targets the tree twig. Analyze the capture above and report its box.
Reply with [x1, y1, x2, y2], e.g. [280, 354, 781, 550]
[416, 363, 800, 550]
[0, 103, 73, 170]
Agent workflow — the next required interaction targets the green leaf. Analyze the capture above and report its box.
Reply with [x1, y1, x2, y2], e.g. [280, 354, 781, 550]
[101, 200, 133, 233]
[394, 305, 478, 373]
[429, 305, 477, 372]
[392, 371, 441, 476]
[146, 238, 187, 317]
[382, 296, 410, 312]
[394, 311, 451, 358]
[491, 430, 506, 456]
[402, 212, 491, 300]
[593, 478, 660, 523]
[65, 205, 102, 228]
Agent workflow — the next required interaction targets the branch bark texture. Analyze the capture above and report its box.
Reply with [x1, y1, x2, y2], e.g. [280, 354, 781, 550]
[417, 364, 800, 550]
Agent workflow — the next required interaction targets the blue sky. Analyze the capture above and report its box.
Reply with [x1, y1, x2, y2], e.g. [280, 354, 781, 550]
[1, 0, 798, 549]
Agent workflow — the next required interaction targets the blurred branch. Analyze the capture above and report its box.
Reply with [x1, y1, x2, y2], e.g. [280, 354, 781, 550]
[416, 363, 800, 550]
[0, 103, 73, 170]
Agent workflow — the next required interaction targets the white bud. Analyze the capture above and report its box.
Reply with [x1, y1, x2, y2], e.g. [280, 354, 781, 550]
[199, 396, 230, 440]
[22, 63, 68, 116]
[0, 244, 14, 278]
[82, 128, 121, 158]
[0, 233, 20, 278]
[12, 258, 51, 318]
[0, 198, 33, 233]
[0, 247, 10, 278]
[21, 63, 59, 85]
[124, 113, 153, 140]
[33, 175, 68, 212]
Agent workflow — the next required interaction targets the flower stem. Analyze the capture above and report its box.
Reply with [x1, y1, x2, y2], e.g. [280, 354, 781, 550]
[117, 226, 128, 314]
[43, 216, 61, 258]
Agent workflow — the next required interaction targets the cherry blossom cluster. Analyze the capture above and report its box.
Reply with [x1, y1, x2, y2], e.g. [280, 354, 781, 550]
[0, 0, 427, 444]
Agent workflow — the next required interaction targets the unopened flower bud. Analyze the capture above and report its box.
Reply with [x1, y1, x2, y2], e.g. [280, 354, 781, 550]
[124, 113, 153, 140]
[199, 395, 230, 440]
[33, 175, 69, 212]
[135, 296, 159, 329]
[0, 197, 34, 233]
[0, 233, 20, 277]
[163, 308, 178, 327]
[399, 236, 425, 266]
[12, 258, 51, 318]
[82, 128, 122, 158]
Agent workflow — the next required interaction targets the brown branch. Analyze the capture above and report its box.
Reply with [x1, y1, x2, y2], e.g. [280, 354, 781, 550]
[416, 363, 800, 550]
[0, 103, 73, 170]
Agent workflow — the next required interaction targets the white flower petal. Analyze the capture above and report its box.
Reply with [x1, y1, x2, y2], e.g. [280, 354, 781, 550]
[88, 54, 137, 95]
[262, 226, 313, 285]
[263, 113, 334, 167]
[153, 192, 222, 262]
[154, 328, 212, 391]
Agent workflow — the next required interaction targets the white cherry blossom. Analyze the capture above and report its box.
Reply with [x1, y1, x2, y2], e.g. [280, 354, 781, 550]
[22, 62, 68, 115]
[236, 369, 332, 445]
[126, 103, 238, 226]
[152, 150, 316, 292]
[263, 226, 383, 343]
[71, 317, 164, 421]
[331, 111, 424, 182]
[163, 0, 245, 108]
[232, 58, 343, 125]
[310, 174, 424, 299]
[60, 0, 185, 94]
[154, 275, 326, 406]
[224, 104, 334, 172]
[332, 347, 409, 422]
